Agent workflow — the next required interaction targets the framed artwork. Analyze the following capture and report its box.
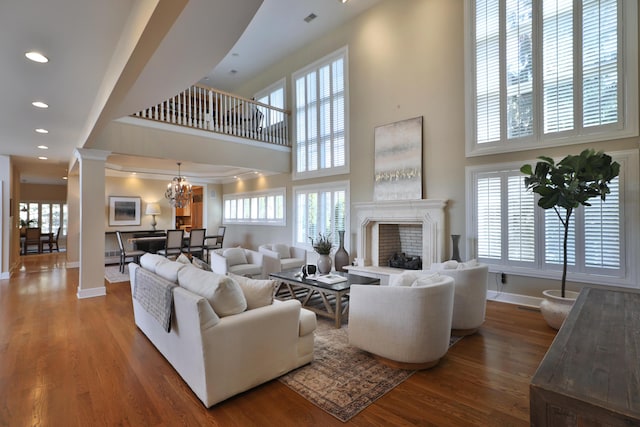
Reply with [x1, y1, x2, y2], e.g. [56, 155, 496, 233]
[374, 116, 423, 201]
[109, 196, 141, 226]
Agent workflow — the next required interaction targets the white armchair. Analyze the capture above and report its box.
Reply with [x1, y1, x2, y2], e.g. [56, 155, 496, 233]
[348, 274, 455, 369]
[258, 243, 307, 276]
[209, 247, 265, 278]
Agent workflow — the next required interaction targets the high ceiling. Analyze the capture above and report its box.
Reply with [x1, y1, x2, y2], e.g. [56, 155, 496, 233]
[1, 0, 381, 185]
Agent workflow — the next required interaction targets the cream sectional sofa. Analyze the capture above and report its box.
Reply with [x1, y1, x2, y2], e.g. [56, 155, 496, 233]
[129, 253, 316, 407]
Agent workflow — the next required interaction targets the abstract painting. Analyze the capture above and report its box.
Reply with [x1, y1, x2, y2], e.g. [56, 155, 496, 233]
[374, 116, 423, 201]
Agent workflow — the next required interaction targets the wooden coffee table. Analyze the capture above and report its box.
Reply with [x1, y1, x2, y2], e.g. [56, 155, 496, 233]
[270, 269, 379, 328]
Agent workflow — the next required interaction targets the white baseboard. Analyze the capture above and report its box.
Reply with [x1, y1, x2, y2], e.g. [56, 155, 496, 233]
[0, 271, 9, 280]
[77, 286, 106, 299]
[67, 261, 79, 269]
[487, 290, 542, 309]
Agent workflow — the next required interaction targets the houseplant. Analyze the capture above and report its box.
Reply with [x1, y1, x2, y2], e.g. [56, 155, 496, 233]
[310, 232, 334, 274]
[520, 149, 619, 329]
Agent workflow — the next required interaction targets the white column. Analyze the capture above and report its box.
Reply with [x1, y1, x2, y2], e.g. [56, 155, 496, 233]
[74, 148, 110, 299]
[0, 156, 10, 279]
[66, 170, 80, 268]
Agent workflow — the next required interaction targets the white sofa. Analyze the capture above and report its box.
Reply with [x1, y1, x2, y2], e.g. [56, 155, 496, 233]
[209, 247, 265, 278]
[129, 254, 316, 407]
[348, 273, 455, 369]
[258, 243, 307, 276]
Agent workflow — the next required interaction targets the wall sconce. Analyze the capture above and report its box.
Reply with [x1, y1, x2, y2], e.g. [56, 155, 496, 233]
[145, 202, 161, 230]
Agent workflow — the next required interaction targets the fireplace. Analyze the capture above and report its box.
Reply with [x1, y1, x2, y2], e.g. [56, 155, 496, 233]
[352, 199, 447, 270]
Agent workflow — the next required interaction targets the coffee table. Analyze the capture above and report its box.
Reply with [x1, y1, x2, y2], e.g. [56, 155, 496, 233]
[270, 269, 380, 328]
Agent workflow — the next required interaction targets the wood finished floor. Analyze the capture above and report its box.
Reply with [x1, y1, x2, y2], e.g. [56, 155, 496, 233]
[0, 253, 556, 426]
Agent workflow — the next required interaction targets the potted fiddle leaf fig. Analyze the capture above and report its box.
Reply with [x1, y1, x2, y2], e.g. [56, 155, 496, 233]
[520, 149, 620, 329]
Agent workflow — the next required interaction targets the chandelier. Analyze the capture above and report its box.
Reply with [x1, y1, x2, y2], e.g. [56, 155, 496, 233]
[165, 162, 193, 208]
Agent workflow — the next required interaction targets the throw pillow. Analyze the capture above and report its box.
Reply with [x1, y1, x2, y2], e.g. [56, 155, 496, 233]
[228, 273, 276, 309]
[191, 257, 212, 271]
[155, 259, 187, 283]
[457, 259, 479, 269]
[140, 253, 169, 274]
[411, 273, 442, 288]
[388, 270, 422, 287]
[272, 243, 291, 259]
[176, 253, 191, 265]
[223, 247, 248, 266]
[178, 267, 247, 316]
[443, 260, 459, 269]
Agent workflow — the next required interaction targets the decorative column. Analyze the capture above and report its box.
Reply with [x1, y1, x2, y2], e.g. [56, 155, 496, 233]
[75, 148, 110, 299]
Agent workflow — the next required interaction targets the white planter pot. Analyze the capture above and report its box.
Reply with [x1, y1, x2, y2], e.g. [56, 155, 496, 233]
[539, 289, 579, 330]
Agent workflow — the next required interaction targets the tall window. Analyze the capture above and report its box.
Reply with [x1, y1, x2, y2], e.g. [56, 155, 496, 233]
[293, 181, 349, 250]
[19, 201, 67, 235]
[293, 47, 349, 178]
[467, 0, 638, 155]
[254, 78, 285, 129]
[223, 189, 285, 226]
[467, 150, 638, 287]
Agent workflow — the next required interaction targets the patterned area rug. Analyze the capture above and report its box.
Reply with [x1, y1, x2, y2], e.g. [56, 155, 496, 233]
[279, 320, 462, 422]
[104, 265, 130, 283]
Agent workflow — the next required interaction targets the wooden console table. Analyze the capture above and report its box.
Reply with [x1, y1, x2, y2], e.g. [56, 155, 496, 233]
[530, 287, 640, 426]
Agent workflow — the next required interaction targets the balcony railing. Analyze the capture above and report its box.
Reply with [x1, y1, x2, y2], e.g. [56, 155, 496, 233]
[132, 84, 290, 147]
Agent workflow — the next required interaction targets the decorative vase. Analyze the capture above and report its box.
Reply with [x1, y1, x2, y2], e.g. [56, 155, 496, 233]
[334, 230, 349, 272]
[317, 254, 332, 274]
[539, 289, 579, 330]
[451, 234, 461, 262]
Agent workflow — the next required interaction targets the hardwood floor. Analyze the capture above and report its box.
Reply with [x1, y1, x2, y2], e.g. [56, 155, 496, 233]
[0, 254, 556, 426]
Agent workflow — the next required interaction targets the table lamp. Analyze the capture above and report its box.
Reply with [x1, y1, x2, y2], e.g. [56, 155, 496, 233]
[145, 202, 161, 230]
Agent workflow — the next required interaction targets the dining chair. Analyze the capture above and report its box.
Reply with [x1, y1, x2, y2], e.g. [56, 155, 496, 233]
[116, 231, 146, 273]
[23, 228, 42, 255]
[184, 228, 206, 260]
[157, 229, 185, 258]
[51, 226, 62, 251]
[204, 226, 226, 261]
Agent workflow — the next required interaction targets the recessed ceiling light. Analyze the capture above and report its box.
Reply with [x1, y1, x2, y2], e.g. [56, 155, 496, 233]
[38, 156, 48, 160]
[37, 145, 48, 149]
[132, 172, 137, 175]
[35, 128, 48, 134]
[62, 176, 68, 180]
[32, 101, 48, 109]
[25, 51, 49, 63]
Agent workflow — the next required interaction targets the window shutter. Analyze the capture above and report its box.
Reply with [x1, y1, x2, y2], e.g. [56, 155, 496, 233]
[544, 208, 576, 266]
[543, 0, 574, 133]
[477, 174, 502, 259]
[507, 175, 535, 262]
[475, 0, 501, 144]
[584, 177, 620, 269]
[582, 0, 619, 127]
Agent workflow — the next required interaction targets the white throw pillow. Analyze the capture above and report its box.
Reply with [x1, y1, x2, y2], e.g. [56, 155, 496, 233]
[457, 259, 479, 269]
[389, 270, 422, 287]
[272, 243, 291, 260]
[228, 273, 276, 309]
[178, 266, 247, 316]
[139, 253, 168, 274]
[155, 260, 187, 283]
[176, 253, 191, 265]
[411, 273, 442, 287]
[223, 247, 248, 266]
[443, 260, 459, 269]
[191, 257, 212, 271]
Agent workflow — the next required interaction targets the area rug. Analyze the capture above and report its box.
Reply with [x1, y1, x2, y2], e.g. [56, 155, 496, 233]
[104, 265, 130, 283]
[278, 320, 463, 422]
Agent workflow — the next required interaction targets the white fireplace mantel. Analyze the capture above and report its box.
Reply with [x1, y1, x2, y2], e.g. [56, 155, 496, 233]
[353, 199, 447, 269]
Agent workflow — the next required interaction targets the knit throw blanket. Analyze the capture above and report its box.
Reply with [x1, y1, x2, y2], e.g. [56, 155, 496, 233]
[133, 268, 177, 332]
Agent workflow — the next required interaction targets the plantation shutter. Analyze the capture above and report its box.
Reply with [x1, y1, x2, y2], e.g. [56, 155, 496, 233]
[544, 208, 576, 266]
[584, 177, 620, 269]
[543, 0, 574, 133]
[476, 174, 502, 259]
[582, 0, 619, 127]
[507, 174, 535, 262]
[475, 0, 501, 144]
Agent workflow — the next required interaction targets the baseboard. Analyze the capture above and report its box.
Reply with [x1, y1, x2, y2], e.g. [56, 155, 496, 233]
[67, 261, 79, 269]
[0, 271, 9, 280]
[77, 286, 106, 299]
[487, 290, 542, 308]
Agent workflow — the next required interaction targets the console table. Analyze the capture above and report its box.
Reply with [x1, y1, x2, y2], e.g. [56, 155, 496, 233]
[530, 287, 640, 426]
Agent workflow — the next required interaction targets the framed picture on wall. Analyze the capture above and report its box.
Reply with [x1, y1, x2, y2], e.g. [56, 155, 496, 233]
[109, 196, 141, 226]
[374, 116, 423, 201]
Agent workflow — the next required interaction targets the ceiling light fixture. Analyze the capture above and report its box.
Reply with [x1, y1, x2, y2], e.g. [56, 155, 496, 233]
[32, 101, 48, 109]
[38, 156, 48, 160]
[165, 162, 193, 208]
[35, 128, 48, 134]
[37, 145, 48, 149]
[62, 176, 68, 180]
[339, 0, 349, 3]
[25, 51, 49, 63]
